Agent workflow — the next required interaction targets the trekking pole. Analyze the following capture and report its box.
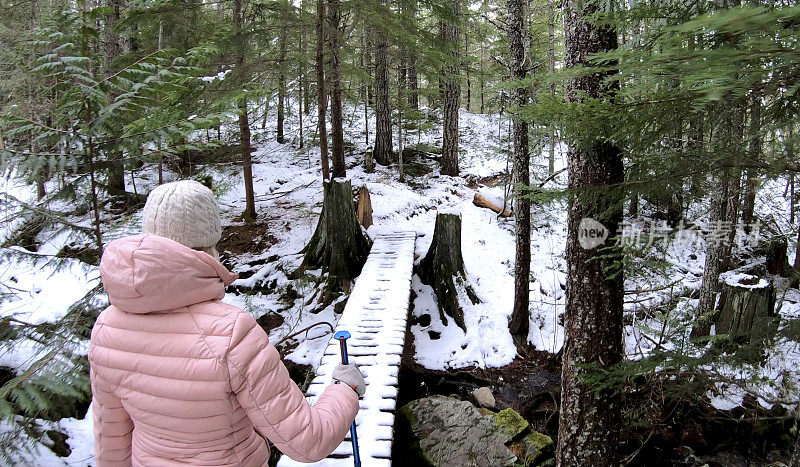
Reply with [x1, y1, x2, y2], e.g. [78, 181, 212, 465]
[334, 330, 362, 467]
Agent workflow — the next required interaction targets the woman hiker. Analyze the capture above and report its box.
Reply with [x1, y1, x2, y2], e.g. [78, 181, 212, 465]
[89, 180, 366, 466]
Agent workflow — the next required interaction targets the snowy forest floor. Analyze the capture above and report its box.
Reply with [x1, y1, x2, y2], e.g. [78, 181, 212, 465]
[2, 104, 799, 465]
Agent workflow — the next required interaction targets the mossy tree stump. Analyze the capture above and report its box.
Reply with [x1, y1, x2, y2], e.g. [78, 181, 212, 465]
[295, 179, 372, 294]
[715, 273, 777, 342]
[418, 212, 479, 330]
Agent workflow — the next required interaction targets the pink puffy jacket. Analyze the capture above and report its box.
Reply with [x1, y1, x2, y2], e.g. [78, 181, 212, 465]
[89, 234, 358, 466]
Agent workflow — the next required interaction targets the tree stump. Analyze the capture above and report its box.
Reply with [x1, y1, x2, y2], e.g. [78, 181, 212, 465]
[714, 273, 777, 342]
[418, 212, 479, 330]
[357, 185, 373, 229]
[766, 238, 789, 277]
[294, 179, 372, 293]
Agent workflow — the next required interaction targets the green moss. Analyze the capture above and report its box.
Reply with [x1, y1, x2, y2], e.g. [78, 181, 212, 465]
[492, 408, 529, 440]
[524, 431, 553, 451]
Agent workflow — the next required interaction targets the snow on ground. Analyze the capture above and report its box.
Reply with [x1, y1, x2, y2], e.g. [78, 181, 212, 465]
[2, 98, 800, 464]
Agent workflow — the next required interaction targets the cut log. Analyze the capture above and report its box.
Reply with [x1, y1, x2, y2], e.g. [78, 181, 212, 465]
[714, 272, 777, 342]
[417, 211, 480, 330]
[472, 192, 511, 217]
[357, 185, 373, 229]
[293, 179, 373, 293]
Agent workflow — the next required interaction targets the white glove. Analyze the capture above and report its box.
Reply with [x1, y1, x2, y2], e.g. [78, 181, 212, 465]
[332, 363, 366, 397]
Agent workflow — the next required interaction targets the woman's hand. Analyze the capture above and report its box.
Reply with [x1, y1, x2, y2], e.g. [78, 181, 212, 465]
[332, 364, 366, 397]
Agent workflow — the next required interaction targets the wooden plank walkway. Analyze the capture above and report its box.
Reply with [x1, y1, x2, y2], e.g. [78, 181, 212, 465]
[278, 231, 417, 467]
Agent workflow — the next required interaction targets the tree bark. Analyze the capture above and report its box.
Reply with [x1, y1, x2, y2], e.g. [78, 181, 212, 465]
[440, 0, 461, 176]
[547, 0, 556, 175]
[277, 19, 287, 144]
[695, 100, 746, 336]
[507, 0, 530, 350]
[557, 0, 624, 465]
[357, 185, 373, 228]
[715, 275, 776, 343]
[418, 212, 479, 330]
[234, 0, 256, 221]
[741, 94, 761, 232]
[326, 0, 346, 178]
[295, 180, 373, 292]
[374, 3, 393, 166]
[316, 0, 330, 180]
[104, 0, 126, 195]
[398, 69, 405, 182]
[693, 171, 729, 337]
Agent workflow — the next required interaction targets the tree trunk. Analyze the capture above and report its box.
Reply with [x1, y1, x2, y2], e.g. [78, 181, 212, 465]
[547, 0, 556, 175]
[693, 171, 729, 337]
[316, 0, 330, 180]
[234, 0, 256, 221]
[418, 212, 479, 330]
[326, 0, 345, 178]
[507, 0, 530, 350]
[398, 62, 405, 182]
[464, 31, 470, 112]
[104, 0, 126, 195]
[479, 42, 485, 113]
[86, 135, 104, 255]
[741, 94, 761, 232]
[374, 6, 393, 166]
[557, 0, 624, 465]
[357, 185, 373, 229]
[715, 274, 776, 343]
[277, 11, 287, 144]
[440, 0, 461, 176]
[408, 54, 419, 111]
[295, 179, 373, 292]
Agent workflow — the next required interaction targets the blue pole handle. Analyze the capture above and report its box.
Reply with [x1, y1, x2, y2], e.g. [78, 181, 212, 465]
[334, 330, 361, 467]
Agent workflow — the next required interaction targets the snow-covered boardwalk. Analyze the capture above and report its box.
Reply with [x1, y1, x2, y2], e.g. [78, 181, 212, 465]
[278, 231, 417, 467]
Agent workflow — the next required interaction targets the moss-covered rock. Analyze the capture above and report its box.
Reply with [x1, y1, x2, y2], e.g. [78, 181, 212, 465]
[398, 396, 555, 466]
[492, 408, 529, 440]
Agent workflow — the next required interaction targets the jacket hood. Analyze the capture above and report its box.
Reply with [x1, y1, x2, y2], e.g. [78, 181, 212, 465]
[100, 234, 238, 314]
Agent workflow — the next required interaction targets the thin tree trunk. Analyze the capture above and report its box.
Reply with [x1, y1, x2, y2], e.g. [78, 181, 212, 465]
[791, 419, 800, 467]
[157, 20, 164, 184]
[277, 21, 287, 144]
[557, 0, 624, 465]
[440, 0, 461, 176]
[29, 0, 47, 201]
[104, 0, 126, 194]
[694, 170, 729, 337]
[299, 67, 304, 148]
[398, 70, 404, 182]
[480, 41, 485, 113]
[86, 134, 104, 255]
[374, 4, 393, 166]
[507, 0, 530, 350]
[741, 94, 761, 231]
[234, 0, 256, 221]
[464, 29, 470, 112]
[316, 0, 330, 179]
[548, 0, 556, 174]
[327, 0, 345, 178]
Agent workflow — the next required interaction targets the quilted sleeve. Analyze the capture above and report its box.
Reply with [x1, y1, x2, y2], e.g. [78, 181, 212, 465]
[90, 365, 134, 466]
[227, 312, 359, 463]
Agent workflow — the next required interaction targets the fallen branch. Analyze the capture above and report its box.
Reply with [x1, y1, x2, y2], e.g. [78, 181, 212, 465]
[473, 192, 511, 217]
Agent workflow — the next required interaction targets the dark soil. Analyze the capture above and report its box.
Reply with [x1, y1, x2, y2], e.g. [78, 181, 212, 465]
[219, 223, 278, 257]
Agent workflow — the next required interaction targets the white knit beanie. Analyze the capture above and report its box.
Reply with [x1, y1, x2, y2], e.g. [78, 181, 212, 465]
[142, 180, 222, 250]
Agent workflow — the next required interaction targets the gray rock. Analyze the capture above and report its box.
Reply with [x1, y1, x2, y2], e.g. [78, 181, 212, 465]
[472, 386, 496, 408]
[399, 395, 517, 466]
